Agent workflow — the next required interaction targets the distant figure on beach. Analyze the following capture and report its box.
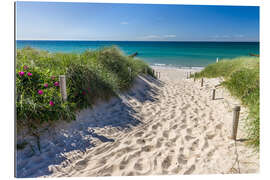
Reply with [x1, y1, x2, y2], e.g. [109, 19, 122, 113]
[216, 57, 219, 63]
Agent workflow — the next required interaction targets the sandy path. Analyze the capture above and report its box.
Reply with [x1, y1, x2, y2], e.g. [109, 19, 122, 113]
[16, 67, 259, 177]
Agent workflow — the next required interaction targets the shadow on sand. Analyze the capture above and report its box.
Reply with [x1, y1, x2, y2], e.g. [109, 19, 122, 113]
[16, 74, 162, 178]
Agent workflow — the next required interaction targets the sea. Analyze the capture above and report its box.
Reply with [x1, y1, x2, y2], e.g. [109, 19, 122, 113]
[16, 41, 259, 67]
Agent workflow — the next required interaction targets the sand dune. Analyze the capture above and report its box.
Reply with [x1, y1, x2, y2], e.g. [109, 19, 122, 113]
[16, 67, 259, 177]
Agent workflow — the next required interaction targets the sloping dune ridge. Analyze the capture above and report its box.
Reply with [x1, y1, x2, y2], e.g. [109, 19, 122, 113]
[16, 67, 259, 177]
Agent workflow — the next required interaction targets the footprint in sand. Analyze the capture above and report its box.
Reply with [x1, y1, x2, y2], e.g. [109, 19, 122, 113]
[177, 154, 187, 165]
[207, 149, 216, 158]
[193, 108, 198, 114]
[129, 151, 141, 160]
[134, 131, 144, 138]
[172, 165, 182, 174]
[185, 135, 195, 141]
[186, 128, 192, 134]
[134, 162, 143, 171]
[171, 135, 180, 143]
[181, 119, 187, 124]
[123, 139, 133, 145]
[190, 139, 200, 151]
[156, 140, 162, 148]
[119, 159, 129, 170]
[192, 117, 198, 122]
[202, 138, 209, 150]
[74, 159, 88, 171]
[162, 156, 172, 169]
[136, 139, 146, 145]
[201, 113, 206, 118]
[165, 141, 175, 148]
[141, 145, 153, 152]
[163, 130, 170, 138]
[182, 105, 191, 111]
[172, 124, 178, 130]
[97, 157, 107, 166]
[152, 123, 161, 130]
[183, 165, 196, 175]
[179, 147, 184, 153]
[206, 132, 216, 140]
[180, 124, 187, 129]
[215, 123, 223, 130]
[169, 113, 176, 119]
[126, 172, 135, 176]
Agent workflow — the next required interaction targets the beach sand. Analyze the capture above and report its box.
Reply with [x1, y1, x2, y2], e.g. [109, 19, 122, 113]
[16, 67, 259, 177]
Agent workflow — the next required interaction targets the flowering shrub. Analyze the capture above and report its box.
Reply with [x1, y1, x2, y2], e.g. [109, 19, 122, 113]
[16, 47, 152, 137]
[54, 82, 59, 87]
[49, 100, 54, 106]
[16, 65, 75, 130]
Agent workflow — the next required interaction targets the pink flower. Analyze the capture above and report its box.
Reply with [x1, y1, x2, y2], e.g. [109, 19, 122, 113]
[38, 90, 43, 95]
[49, 101, 54, 106]
[19, 71, 25, 76]
[44, 83, 48, 88]
[51, 76, 55, 80]
[54, 82, 59, 87]
[27, 72, 32, 76]
[23, 65, 29, 70]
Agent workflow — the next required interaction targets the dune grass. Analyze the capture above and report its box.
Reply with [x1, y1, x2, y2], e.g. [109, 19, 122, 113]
[16, 46, 154, 137]
[194, 57, 259, 150]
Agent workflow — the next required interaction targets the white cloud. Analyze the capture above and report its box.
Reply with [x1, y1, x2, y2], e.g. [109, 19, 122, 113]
[222, 35, 230, 38]
[211, 35, 231, 39]
[120, 21, 129, 25]
[142, 35, 162, 39]
[234, 34, 245, 38]
[164, 34, 176, 38]
[141, 34, 177, 40]
[211, 34, 245, 40]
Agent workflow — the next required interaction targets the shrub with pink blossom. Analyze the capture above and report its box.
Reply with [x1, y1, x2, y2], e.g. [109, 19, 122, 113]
[16, 65, 76, 133]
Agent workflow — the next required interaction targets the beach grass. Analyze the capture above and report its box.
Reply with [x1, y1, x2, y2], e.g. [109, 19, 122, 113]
[16, 46, 153, 136]
[194, 57, 259, 149]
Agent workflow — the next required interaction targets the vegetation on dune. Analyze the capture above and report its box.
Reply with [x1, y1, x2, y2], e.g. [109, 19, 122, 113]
[194, 57, 260, 150]
[16, 46, 154, 138]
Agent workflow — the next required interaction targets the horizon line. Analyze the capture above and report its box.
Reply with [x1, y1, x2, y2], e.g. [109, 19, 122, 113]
[16, 39, 260, 43]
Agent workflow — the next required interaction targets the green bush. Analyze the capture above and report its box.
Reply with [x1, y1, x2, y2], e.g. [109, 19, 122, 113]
[66, 63, 116, 109]
[195, 57, 260, 150]
[16, 65, 75, 131]
[97, 47, 136, 89]
[16, 46, 154, 136]
[194, 56, 259, 79]
[223, 68, 259, 148]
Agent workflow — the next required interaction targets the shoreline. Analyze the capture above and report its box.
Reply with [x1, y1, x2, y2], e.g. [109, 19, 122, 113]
[150, 64, 205, 70]
[17, 46, 207, 69]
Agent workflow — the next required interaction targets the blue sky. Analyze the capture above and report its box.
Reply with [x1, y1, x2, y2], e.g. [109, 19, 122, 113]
[16, 2, 259, 41]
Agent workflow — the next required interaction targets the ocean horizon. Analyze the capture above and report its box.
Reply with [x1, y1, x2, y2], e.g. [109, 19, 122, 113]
[16, 40, 259, 67]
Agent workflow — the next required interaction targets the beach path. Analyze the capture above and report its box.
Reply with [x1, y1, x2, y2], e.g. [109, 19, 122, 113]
[17, 67, 259, 177]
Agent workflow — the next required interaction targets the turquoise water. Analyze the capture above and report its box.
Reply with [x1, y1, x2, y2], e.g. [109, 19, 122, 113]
[16, 41, 259, 67]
